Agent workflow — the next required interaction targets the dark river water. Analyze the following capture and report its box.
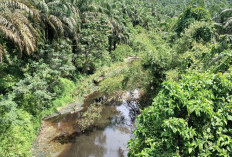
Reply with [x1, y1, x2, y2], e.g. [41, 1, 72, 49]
[59, 99, 139, 157]
[33, 90, 140, 157]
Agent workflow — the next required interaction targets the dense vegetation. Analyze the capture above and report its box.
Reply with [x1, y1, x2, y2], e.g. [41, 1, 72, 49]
[0, 0, 232, 156]
[127, 1, 232, 157]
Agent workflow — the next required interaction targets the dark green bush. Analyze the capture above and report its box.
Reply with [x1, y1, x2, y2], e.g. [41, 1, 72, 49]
[111, 44, 134, 62]
[0, 109, 35, 157]
[128, 72, 232, 157]
[174, 7, 211, 35]
[193, 25, 212, 42]
[75, 16, 111, 73]
[175, 21, 213, 54]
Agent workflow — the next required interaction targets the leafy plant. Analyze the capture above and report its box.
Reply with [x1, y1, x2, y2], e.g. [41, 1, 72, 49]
[128, 72, 232, 157]
[174, 6, 211, 36]
[111, 44, 134, 62]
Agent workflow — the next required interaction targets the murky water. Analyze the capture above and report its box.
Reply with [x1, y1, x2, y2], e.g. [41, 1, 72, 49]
[33, 90, 140, 157]
[59, 99, 140, 157]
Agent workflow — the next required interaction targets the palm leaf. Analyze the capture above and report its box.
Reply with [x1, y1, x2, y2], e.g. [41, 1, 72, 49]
[0, 0, 36, 15]
[49, 15, 64, 37]
[0, 15, 17, 33]
[0, 44, 4, 62]
[35, 0, 49, 14]
[221, 9, 232, 18]
[0, 25, 23, 52]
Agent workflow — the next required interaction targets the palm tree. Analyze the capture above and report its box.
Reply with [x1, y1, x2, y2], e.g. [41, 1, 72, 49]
[34, 0, 80, 41]
[100, 1, 129, 51]
[214, 9, 232, 34]
[0, 0, 39, 58]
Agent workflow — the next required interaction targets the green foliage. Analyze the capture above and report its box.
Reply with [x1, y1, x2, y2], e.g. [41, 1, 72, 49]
[1, 0, 232, 156]
[175, 21, 213, 53]
[206, 49, 232, 73]
[0, 75, 77, 157]
[128, 72, 232, 156]
[122, 60, 150, 91]
[191, 22, 213, 42]
[165, 69, 179, 82]
[75, 16, 111, 73]
[111, 44, 134, 62]
[0, 52, 24, 94]
[0, 67, 18, 94]
[177, 43, 208, 72]
[12, 72, 54, 115]
[99, 76, 124, 95]
[175, 38, 232, 74]
[0, 39, 78, 156]
[174, 6, 211, 35]
[141, 33, 174, 90]
[215, 9, 232, 34]
[0, 94, 17, 134]
[45, 41, 76, 77]
[52, 78, 76, 107]
[0, 109, 35, 157]
[8, 41, 76, 115]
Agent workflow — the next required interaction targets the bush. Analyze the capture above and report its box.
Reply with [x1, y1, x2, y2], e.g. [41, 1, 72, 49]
[37, 41, 76, 77]
[0, 109, 35, 157]
[99, 76, 124, 95]
[0, 58, 24, 95]
[52, 78, 76, 107]
[111, 44, 134, 62]
[12, 67, 55, 115]
[0, 95, 17, 134]
[75, 16, 111, 73]
[192, 24, 212, 42]
[128, 72, 232, 157]
[206, 49, 232, 73]
[175, 21, 213, 53]
[174, 6, 211, 35]
[142, 35, 173, 90]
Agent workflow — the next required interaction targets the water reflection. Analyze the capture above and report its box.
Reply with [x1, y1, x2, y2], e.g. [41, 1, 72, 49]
[59, 99, 139, 157]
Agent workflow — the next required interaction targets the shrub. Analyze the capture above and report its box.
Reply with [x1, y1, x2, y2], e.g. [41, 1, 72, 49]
[52, 78, 76, 107]
[111, 44, 134, 62]
[0, 95, 17, 134]
[128, 72, 232, 157]
[142, 36, 173, 90]
[175, 21, 213, 53]
[0, 109, 35, 157]
[75, 16, 111, 73]
[12, 67, 55, 115]
[99, 76, 124, 95]
[193, 25, 212, 42]
[37, 41, 76, 77]
[174, 6, 211, 35]
[206, 49, 232, 73]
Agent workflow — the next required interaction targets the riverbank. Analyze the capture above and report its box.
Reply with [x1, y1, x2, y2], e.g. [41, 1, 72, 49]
[32, 57, 145, 156]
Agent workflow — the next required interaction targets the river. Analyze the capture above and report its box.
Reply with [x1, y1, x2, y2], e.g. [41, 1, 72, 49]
[33, 90, 140, 157]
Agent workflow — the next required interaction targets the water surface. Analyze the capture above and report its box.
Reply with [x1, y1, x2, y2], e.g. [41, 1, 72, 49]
[59, 99, 140, 157]
[33, 90, 140, 157]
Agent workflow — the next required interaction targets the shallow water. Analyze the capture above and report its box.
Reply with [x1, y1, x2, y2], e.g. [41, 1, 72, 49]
[33, 90, 140, 157]
[59, 99, 139, 157]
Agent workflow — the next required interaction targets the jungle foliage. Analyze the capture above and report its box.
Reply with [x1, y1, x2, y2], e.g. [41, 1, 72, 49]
[127, 1, 232, 157]
[0, 0, 232, 156]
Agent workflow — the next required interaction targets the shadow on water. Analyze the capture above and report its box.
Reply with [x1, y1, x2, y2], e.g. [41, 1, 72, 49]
[58, 98, 140, 157]
[33, 90, 141, 157]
